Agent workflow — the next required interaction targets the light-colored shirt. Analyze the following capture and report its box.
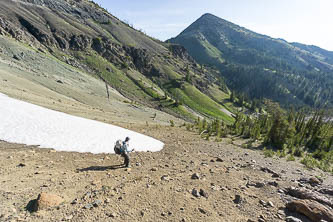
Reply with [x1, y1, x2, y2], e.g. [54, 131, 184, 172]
[122, 141, 133, 153]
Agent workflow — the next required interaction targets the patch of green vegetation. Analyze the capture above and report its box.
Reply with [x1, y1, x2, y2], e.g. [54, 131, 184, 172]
[263, 147, 275, 158]
[161, 65, 182, 80]
[301, 155, 318, 169]
[166, 82, 234, 123]
[287, 155, 296, 161]
[199, 38, 224, 62]
[78, 51, 151, 100]
[159, 97, 196, 120]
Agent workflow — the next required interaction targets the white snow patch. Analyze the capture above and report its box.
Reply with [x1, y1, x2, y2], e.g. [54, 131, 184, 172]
[0, 93, 164, 154]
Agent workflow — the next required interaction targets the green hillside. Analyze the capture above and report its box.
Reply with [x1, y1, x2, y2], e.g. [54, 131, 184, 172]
[0, 1, 234, 122]
[168, 13, 333, 109]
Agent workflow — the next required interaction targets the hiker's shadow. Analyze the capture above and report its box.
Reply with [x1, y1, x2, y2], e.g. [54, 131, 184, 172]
[77, 164, 125, 172]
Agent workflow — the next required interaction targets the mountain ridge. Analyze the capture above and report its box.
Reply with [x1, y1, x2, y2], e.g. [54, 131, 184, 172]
[168, 13, 333, 109]
[0, 0, 234, 122]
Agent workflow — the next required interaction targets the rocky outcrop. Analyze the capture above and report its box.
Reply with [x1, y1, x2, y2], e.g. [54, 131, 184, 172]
[18, 17, 55, 46]
[0, 17, 25, 41]
[286, 199, 333, 222]
[168, 44, 194, 62]
[69, 34, 91, 50]
[287, 187, 333, 209]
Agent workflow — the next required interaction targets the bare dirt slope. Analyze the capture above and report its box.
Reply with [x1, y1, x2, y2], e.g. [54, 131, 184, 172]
[1, 123, 332, 222]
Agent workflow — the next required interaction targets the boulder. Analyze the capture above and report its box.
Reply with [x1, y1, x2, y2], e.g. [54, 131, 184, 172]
[35, 193, 64, 210]
[286, 199, 333, 222]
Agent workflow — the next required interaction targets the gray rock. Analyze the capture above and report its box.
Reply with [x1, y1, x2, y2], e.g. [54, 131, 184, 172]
[267, 201, 274, 207]
[83, 203, 93, 209]
[255, 182, 265, 188]
[286, 216, 303, 222]
[268, 181, 279, 187]
[71, 199, 78, 204]
[233, 194, 242, 204]
[93, 200, 102, 207]
[161, 175, 170, 181]
[216, 157, 223, 162]
[192, 189, 201, 198]
[198, 208, 207, 214]
[191, 173, 200, 180]
[259, 199, 266, 206]
[199, 189, 208, 198]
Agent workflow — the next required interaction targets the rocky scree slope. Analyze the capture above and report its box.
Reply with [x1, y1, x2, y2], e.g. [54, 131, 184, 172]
[0, 0, 233, 122]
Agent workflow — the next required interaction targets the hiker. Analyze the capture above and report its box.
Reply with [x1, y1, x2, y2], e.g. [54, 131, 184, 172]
[120, 137, 134, 168]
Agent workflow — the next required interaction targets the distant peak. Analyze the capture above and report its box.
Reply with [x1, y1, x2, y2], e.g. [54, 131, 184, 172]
[200, 13, 218, 19]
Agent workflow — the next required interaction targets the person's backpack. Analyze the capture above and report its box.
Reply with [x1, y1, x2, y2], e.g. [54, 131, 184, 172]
[114, 140, 122, 155]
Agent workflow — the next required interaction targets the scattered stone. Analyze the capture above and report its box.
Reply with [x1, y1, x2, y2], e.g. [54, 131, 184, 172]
[216, 157, 223, 162]
[191, 173, 200, 180]
[192, 189, 201, 198]
[199, 189, 208, 198]
[56, 79, 64, 84]
[267, 201, 274, 207]
[233, 195, 242, 204]
[299, 177, 322, 187]
[255, 182, 265, 188]
[261, 167, 280, 178]
[278, 189, 285, 194]
[259, 200, 266, 206]
[268, 181, 279, 187]
[105, 198, 110, 203]
[17, 163, 26, 167]
[93, 200, 102, 207]
[198, 208, 207, 214]
[64, 215, 73, 221]
[13, 55, 21, 60]
[286, 216, 303, 222]
[107, 213, 116, 218]
[71, 199, 78, 205]
[151, 167, 158, 171]
[287, 199, 333, 222]
[246, 181, 265, 188]
[161, 175, 170, 181]
[84, 203, 93, 209]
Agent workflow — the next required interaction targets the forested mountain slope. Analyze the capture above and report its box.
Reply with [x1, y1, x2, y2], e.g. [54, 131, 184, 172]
[169, 13, 333, 109]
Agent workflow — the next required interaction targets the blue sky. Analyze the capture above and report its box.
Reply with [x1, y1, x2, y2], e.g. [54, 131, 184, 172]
[94, 0, 333, 51]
